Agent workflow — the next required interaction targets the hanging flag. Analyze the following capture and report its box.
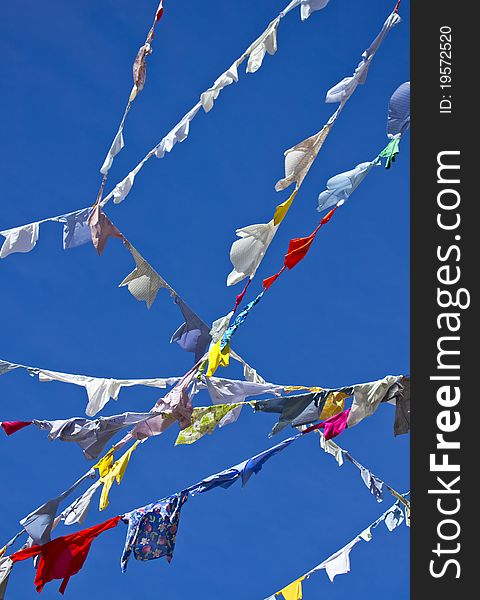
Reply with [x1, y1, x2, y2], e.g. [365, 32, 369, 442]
[380, 81, 410, 168]
[227, 220, 278, 286]
[317, 159, 380, 213]
[175, 404, 243, 445]
[170, 296, 212, 361]
[120, 245, 172, 309]
[325, 10, 401, 105]
[88, 204, 124, 255]
[10, 517, 121, 594]
[121, 490, 188, 572]
[0, 222, 40, 259]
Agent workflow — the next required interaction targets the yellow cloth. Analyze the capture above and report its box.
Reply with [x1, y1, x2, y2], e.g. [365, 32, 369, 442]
[284, 386, 323, 394]
[279, 577, 304, 600]
[94, 447, 115, 477]
[274, 189, 298, 226]
[206, 340, 230, 377]
[320, 390, 350, 419]
[99, 441, 140, 511]
[0, 546, 6, 559]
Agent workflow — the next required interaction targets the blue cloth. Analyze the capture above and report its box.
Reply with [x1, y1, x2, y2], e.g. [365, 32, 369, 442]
[170, 296, 211, 362]
[121, 491, 189, 572]
[54, 208, 93, 249]
[220, 291, 264, 350]
[387, 81, 410, 138]
[317, 160, 379, 213]
[187, 435, 300, 495]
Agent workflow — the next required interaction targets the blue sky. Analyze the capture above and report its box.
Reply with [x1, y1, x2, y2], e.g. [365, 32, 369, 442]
[0, 1, 409, 598]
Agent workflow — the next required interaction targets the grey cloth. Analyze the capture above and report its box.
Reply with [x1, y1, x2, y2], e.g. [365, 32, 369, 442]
[255, 387, 354, 436]
[387, 81, 410, 137]
[388, 377, 410, 436]
[33, 412, 153, 460]
[255, 392, 327, 436]
[0, 360, 20, 376]
[171, 296, 212, 362]
[346, 454, 384, 502]
[19, 470, 95, 545]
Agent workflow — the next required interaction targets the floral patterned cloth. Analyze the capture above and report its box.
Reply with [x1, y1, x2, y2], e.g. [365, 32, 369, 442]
[121, 491, 188, 572]
[175, 403, 244, 445]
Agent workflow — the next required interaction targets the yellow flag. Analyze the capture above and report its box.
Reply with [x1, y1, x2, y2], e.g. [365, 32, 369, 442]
[279, 577, 304, 600]
[99, 441, 140, 511]
[206, 340, 230, 377]
[320, 390, 350, 419]
[274, 189, 298, 226]
[94, 447, 115, 477]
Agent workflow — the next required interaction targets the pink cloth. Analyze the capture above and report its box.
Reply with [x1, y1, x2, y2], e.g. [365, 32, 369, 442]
[88, 204, 123, 255]
[303, 408, 351, 440]
[1, 420, 32, 435]
[131, 360, 203, 439]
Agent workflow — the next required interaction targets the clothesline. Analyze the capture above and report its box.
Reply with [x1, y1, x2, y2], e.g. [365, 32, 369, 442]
[95, 1, 165, 204]
[1, 371, 409, 563]
[265, 493, 409, 600]
[207, 75, 410, 373]
[1, 426, 408, 596]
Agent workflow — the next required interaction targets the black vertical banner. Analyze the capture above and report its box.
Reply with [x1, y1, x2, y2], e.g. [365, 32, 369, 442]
[411, 1, 473, 597]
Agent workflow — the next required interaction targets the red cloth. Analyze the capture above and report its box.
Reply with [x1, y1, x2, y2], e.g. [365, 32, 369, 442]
[233, 278, 251, 313]
[1, 420, 32, 436]
[155, 0, 165, 21]
[11, 516, 121, 594]
[302, 408, 351, 440]
[284, 231, 317, 270]
[262, 267, 285, 290]
[320, 207, 337, 225]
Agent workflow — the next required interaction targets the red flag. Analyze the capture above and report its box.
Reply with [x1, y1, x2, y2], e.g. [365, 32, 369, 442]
[155, 1, 165, 22]
[284, 230, 318, 270]
[11, 516, 121, 594]
[262, 267, 285, 290]
[1, 420, 32, 436]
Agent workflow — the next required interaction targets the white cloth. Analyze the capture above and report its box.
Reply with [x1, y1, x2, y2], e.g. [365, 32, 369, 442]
[300, 0, 330, 21]
[155, 104, 202, 158]
[58, 480, 102, 526]
[0, 557, 13, 600]
[35, 369, 179, 417]
[204, 377, 283, 426]
[326, 12, 401, 104]
[246, 18, 280, 73]
[348, 375, 402, 427]
[227, 220, 278, 286]
[210, 311, 234, 343]
[280, 0, 330, 20]
[230, 350, 267, 384]
[100, 127, 125, 175]
[112, 171, 136, 204]
[319, 433, 345, 466]
[308, 538, 360, 582]
[201, 63, 239, 112]
[0, 222, 40, 259]
[274, 107, 341, 192]
[359, 526, 372, 542]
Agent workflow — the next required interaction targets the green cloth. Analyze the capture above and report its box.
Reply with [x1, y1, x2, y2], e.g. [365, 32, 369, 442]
[379, 137, 401, 169]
